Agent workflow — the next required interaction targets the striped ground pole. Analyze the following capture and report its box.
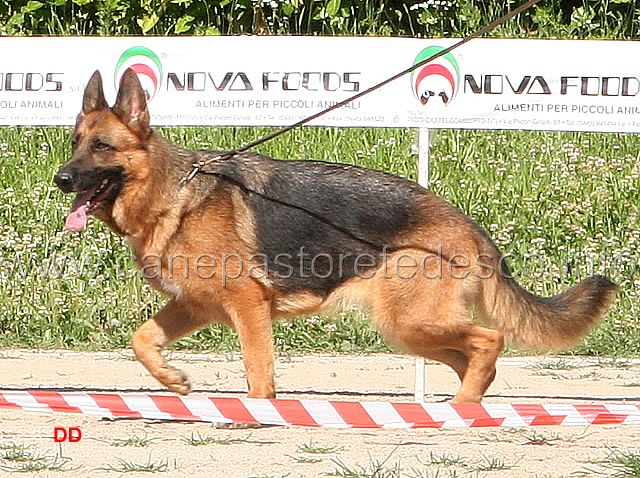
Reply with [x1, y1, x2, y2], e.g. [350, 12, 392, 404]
[0, 390, 639, 428]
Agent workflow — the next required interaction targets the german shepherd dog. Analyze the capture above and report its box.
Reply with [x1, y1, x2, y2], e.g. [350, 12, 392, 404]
[54, 70, 617, 402]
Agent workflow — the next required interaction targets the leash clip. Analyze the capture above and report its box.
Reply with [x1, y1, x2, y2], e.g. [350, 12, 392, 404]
[179, 165, 200, 185]
[178, 152, 236, 185]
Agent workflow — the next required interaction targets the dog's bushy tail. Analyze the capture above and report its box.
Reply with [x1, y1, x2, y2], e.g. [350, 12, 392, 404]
[479, 260, 618, 351]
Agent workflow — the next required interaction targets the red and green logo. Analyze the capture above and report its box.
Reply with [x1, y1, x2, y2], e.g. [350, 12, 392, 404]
[411, 46, 460, 106]
[114, 46, 163, 101]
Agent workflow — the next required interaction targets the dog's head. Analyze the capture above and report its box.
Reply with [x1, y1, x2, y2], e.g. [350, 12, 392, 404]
[54, 69, 151, 232]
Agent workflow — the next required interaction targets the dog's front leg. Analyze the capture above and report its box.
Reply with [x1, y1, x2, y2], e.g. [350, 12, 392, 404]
[229, 294, 276, 398]
[131, 300, 210, 395]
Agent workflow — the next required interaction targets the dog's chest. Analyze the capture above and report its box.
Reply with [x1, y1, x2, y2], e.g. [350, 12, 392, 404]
[138, 258, 184, 299]
[127, 238, 185, 299]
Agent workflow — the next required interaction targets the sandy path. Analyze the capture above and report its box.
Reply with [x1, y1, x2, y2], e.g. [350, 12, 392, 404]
[1, 350, 640, 477]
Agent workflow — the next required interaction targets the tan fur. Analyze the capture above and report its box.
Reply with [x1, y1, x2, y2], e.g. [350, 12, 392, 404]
[57, 71, 619, 402]
[273, 291, 325, 316]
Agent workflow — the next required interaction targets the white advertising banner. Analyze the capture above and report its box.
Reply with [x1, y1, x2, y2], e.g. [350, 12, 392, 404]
[2, 36, 640, 132]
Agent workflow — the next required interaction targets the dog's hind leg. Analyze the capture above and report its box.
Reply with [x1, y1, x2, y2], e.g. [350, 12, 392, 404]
[430, 329, 503, 403]
[421, 348, 468, 381]
[370, 267, 503, 403]
[131, 300, 213, 395]
[437, 326, 503, 403]
[384, 319, 502, 403]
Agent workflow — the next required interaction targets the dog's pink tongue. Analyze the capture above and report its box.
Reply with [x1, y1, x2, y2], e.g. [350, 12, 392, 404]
[65, 203, 88, 232]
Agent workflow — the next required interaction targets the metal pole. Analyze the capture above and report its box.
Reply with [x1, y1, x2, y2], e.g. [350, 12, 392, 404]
[414, 127, 430, 403]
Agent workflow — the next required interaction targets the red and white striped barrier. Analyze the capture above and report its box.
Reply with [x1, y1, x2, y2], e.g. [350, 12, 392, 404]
[0, 390, 638, 428]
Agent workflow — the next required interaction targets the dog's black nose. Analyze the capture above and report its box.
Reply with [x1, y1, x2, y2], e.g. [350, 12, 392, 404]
[54, 171, 74, 193]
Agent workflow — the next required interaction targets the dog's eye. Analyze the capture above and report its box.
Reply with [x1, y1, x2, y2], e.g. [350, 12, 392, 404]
[94, 141, 112, 152]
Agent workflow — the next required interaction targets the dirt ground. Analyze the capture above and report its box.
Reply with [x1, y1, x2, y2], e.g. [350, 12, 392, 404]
[1, 350, 640, 477]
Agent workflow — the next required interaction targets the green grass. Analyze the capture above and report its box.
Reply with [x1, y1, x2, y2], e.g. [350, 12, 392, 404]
[0, 125, 639, 355]
[468, 455, 519, 472]
[287, 454, 324, 464]
[582, 449, 640, 477]
[592, 358, 636, 369]
[0, 443, 74, 473]
[519, 429, 592, 446]
[423, 452, 466, 467]
[297, 440, 344, 455]
[330, 456, 402, 478]
[109, 433, 155, 447]
[97, 456, 172, 473]
[184, 431, 273, 446]
[528, 359, 580, 371]
[184, 431, 223, 446]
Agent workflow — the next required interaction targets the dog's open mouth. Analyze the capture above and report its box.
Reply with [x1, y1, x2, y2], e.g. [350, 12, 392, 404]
[65, 177, 119, 232]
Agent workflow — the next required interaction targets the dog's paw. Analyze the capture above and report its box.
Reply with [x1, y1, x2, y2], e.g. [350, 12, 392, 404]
[163, 366, 192, 395]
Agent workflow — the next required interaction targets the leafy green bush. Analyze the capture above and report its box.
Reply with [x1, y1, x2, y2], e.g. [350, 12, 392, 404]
[1, 0, 638, 39]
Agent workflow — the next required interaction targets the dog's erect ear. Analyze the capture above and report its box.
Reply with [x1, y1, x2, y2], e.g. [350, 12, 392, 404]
[82, 70, 108, 114]
[112, 68, 151, 139]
